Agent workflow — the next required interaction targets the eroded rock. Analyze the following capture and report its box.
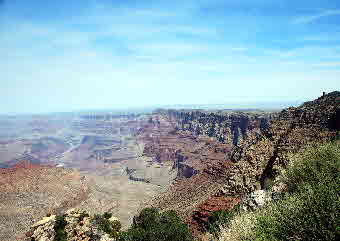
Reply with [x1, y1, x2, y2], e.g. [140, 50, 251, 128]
[25, 209, 119, 241]
[241, 190, 272, 211]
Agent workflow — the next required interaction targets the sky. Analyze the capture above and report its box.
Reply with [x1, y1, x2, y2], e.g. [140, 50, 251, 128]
[1, 0, 340, 114]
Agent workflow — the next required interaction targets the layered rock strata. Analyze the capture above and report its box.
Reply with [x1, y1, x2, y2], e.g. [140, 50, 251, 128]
[139, 91, 339, 235]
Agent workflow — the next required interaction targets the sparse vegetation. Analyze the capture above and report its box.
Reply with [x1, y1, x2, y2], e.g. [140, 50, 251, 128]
[253, 141, 340, 241]
[118, 208, 193, 241]
[206, 204, 240, 236]
[206, 210, 234, 235]
[218, 141, 340, 241]
[92, 213, 121, 239]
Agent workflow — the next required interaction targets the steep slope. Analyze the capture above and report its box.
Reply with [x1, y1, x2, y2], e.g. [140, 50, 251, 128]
[228, 91, 340, 194]
[0, 161, 89, 241]
[135, 110, 275, 236]
[140, 91, 339, 236]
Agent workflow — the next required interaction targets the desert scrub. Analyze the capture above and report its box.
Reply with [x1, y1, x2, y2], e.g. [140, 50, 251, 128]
[284, 141, 340, 193]
[218, 210, 257, 241]
[92, 213, 122, 239]
[53, 215, 67, 241]
[253, 141, 340, 241]
[206, 204, 241, 236]
[219, 141, 340, 241]
[118, 208, 193, 241]
[103, 211, 112, 220]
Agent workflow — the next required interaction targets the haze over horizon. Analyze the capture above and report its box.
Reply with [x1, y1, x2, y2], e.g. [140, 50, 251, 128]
[1, 0, 340, 114]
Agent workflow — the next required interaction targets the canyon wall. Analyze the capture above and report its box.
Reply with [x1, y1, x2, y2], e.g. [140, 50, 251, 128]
[227, 91, 340, 194]
[138, 91, 339, 235]
[139, 109, 275, 179]
[145, 92, 340, 195]
[163, 109, 275, 146]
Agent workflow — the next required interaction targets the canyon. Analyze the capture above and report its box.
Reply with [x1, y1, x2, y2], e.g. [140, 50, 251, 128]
[0, 113, 174, 240]
[140, 91, 340, 237]
[1, 91, 339, 240]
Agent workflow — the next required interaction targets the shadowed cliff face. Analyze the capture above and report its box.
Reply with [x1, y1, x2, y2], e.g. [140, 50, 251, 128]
[335, 108, 340, 130]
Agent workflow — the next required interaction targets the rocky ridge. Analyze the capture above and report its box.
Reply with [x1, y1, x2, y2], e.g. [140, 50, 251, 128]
[134, 111, 275, 237]
[142, 91, 340, 235]
[227, 91, 340, 194]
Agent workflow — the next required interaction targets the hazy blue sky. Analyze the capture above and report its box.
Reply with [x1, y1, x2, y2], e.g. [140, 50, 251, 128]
[1, 0, 340, 113]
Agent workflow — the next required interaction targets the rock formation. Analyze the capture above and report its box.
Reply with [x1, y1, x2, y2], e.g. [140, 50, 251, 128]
[140, 91, 339, 235]
[240, 190, 272, 212]
[25, 208, 118, 241]
[227, 91, 340, 194]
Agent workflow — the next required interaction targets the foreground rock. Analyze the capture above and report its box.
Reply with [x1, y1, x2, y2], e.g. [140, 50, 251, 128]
[25, 208, 118, 241]
[240, 190, 272, 211]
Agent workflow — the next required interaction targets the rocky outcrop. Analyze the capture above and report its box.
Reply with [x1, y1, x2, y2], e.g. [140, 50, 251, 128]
[27, 215, 57, 241]
[190, 195, 240, 234]
[225, 91, 340, 195]
[25, 209, 118, 241]
[240, 190, 272, 211]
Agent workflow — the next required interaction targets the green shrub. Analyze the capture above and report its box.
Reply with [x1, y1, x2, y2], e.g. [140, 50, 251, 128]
[92, 213, 121, 238]
[206, 210, 234, 235]
[253, 142, 340, 241]
[103, 212, 113, 220]
[118, 208, 193, 241]
[206, 204, 240, 236]
[53, 215, 67, 241]
[285, 142, 340, 193]
[132, 208, 159, 231]
[119, 227, 146, 241]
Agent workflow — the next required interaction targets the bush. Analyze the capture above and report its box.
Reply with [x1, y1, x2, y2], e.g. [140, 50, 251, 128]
[103, 212, 113, 220]
[206, 210, 234, 235]
[54, 215, 67, 241]
[92, 213, 121, 238]
[206, 204, 240, 236]
[118, 208, 193, 241]
[253, 142, 340, 241]
[285, 142, 340, 193]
